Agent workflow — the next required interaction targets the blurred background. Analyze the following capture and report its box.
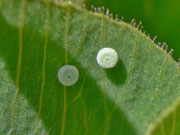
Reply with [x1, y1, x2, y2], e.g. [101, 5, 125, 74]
[86, 0, 180, 61]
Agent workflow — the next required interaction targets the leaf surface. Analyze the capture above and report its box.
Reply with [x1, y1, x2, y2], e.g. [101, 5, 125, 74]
[146, 98, 180, 135]
[86, 0, 180, 60]
[0, 59, 47, 135]
[0, 0, 180, 135]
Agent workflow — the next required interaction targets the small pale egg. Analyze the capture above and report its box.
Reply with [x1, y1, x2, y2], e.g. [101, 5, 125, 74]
[57, 65, 79, 86]
[96, 47, 118, 69]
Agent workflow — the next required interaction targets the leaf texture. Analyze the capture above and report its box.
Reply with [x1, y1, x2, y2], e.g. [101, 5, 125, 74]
[146, 98, 180, 135]
[0, 0, 180, 135]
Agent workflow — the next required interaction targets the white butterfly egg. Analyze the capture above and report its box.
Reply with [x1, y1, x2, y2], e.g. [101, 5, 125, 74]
[57, 65, 79, 86]
[96, 47, 118, 69]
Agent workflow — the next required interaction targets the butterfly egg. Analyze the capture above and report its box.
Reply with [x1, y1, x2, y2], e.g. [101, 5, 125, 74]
[57, 65, 79, 87]
[96, 47, 118, 69]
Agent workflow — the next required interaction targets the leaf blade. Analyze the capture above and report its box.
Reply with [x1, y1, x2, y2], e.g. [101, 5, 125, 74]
[0, 0, 180, 135]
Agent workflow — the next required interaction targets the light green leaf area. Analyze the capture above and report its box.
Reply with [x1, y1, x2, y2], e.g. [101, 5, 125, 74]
[146, 98, 180, 135]
[49, 0, 85, 7]
[0, 0, 180, 135]
[0, 59, 47, 135]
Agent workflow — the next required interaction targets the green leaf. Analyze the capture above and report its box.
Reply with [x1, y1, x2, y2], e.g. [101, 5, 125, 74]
[51, 0, 85, 7]
[85, 0, 180, 61]
[0, 0, 180, 135]
[0, 58, 47, 135]
[146, 98, 180, 135]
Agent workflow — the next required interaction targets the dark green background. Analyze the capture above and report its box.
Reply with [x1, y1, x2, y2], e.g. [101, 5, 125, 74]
[86, 0, 180, 61]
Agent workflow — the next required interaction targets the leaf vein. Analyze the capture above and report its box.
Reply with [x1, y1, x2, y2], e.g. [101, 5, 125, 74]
[37, 2, 50, 120]
[170, 110, 176, 135]
[74, 12, 88, 56]
[64, 7, 72, 64]
[120, 35, 140, 101]
[60, 7, 72, 135]
[11, 0, 27, 130]
[60, 86, 67, 135]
